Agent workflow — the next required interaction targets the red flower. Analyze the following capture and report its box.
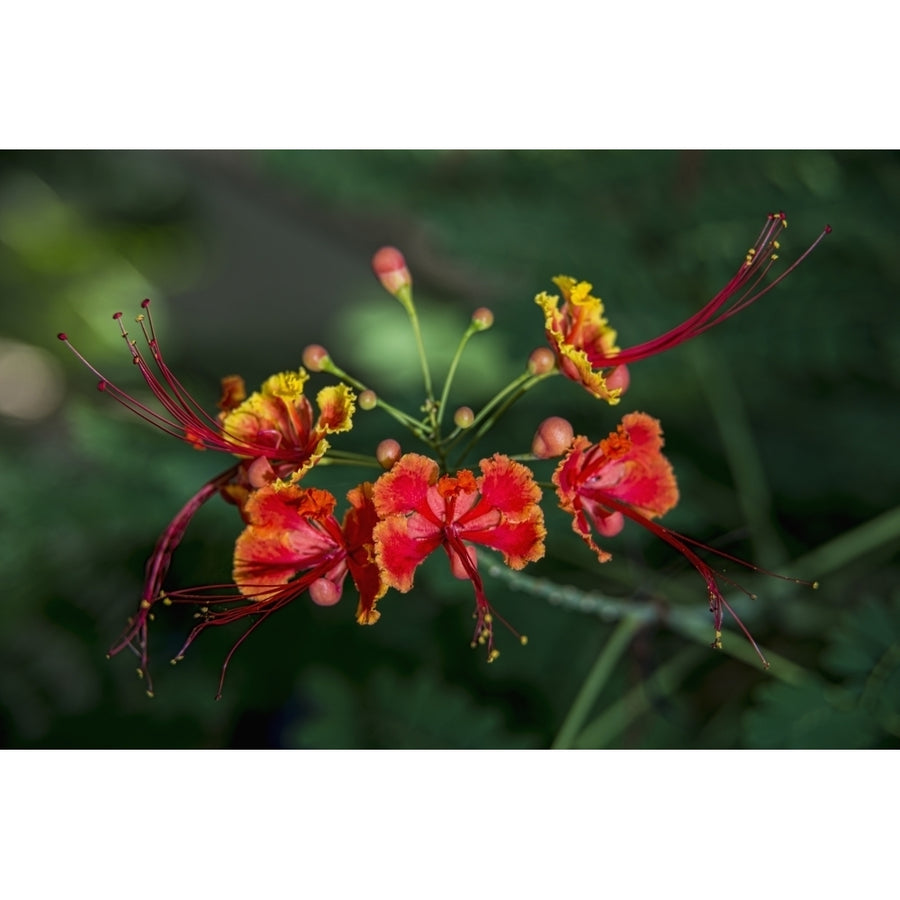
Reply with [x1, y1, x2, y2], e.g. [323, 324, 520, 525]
[372, 453, 546, 658]
[553, 411, 783, 664]
[536, 214, 831, 401]
[60, 300, 356, 692]
[157, 481, 384, 698]
[553, 412, 679, 563]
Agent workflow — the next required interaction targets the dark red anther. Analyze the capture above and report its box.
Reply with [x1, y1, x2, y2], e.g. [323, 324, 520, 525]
[113, 312, 123, 320]
[98, 381, 107, 391]
[57, 332, 67, 341]
[825, 224, 833, 234]
[141, 298, 151, 308]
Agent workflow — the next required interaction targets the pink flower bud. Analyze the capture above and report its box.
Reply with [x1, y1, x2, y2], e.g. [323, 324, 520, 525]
[246, 456, 276, 489]
[376, 438, 402, 470]
[531, 416, 575, 459]
[471, 307, 494, 331]
[453, 406, 474, 429]
[372, 246, 412, 296]
[302, 344, 330, 372]
[309, 578, 342, 607]
[528, 347, 556, 375]
[359, 389, 377, 411]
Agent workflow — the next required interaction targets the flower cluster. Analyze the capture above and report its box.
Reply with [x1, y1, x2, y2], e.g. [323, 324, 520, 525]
[59, 213, 829, 697]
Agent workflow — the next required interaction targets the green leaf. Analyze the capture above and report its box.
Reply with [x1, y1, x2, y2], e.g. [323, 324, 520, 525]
[743, 680, 880, 749]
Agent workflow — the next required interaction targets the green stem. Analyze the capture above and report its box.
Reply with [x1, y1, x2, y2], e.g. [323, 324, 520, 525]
[449, 370, 555, 466]
[481, 558, 809, 684]
[663, 606, 812, 686]
[690, 343, 785, 566]
[788, 504, 900, 580]
[551, 615, 644, 749]
[574, 646, 704, 748]
[406, 305, 435, 407]
[317, 450, 381, 469]
[322, 359, 426, 434]
[436, 325, 477, 430]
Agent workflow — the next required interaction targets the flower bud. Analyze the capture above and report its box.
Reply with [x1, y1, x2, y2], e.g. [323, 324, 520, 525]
[453, 406, 474, 429]
[372, 246, 412, 297]
[309, 578, 342, 607]
[302, 344, 330, 372]
[359, 389, 377, 411]
[246, 456, 276, 489]
[376, 438, 402, 470]
[527, 347, 556, 375]
[471, 307, 494, 331]
[531, 416, 574, 459]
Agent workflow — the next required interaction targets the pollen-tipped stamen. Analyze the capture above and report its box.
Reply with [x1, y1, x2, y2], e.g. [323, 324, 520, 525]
[444, 531, 528, 657]
[61, 301, 315, 461]
[584, 491, 817, 667]
[590, 215, 832, 368]
[107, 465, 240, 691]
[162, 551, 349, 698]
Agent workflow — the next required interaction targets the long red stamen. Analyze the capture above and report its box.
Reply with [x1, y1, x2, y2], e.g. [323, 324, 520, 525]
[585, 491, 816, 667]
[596, 215, 832, 367]
[165, 552, 347, 699]
[59, 300, 315, 462]
[107, 465, 239, 696]
[442, 529, 529, 659]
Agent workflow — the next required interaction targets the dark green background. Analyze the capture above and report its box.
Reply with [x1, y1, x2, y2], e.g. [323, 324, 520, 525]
[2, 150, 897, 748]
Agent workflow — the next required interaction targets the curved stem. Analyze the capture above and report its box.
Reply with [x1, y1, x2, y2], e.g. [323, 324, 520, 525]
[436, 324, 477, 430]
[322, 359, 427, 435]
[481, 556, 812, 685]
[573, 646, 704, 748]
[449, 370, 555, 466]
[552, 615, 644, 749]
[317, 450, 381, 469]
[406, 305, 435, 407]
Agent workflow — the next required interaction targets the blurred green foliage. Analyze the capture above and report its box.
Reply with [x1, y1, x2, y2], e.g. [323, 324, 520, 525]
[1, 150, 898, 748]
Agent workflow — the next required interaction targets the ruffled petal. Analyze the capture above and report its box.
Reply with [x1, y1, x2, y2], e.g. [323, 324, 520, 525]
[219, 368, 316, 457]
[316, 383, 356, 434]
[343, 482, 388, 625]
[233, 483, 342, 593]
[373, 516, 441, 593]
[464, 516, 546, 570]
[535, 277, 623, 404]
[477, 453, 543, 518]
[553, 414, 679, 563]
[371, 453, 439, 517]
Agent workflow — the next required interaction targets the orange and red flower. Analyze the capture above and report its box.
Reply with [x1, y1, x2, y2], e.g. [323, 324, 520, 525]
[163, 481, 385, 697]
[536, 214, 831, 401]
[60, 300, 356, 692]
[553, 412, 679, 563]
[554, 412, 773, 663]
[372, 453, 546, 657]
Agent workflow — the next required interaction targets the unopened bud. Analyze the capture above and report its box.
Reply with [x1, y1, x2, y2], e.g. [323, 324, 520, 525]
[246, 456, 276, 489]
[376, 438, 402, 470]
[309, 578, 342, 607]
[453, 406, 475, 429]
[605, 364, 630, 395]
[359, 389, 377, 411]
[528, 346, 556, 375]
[372, 246, 412, 297]
[302, 344, 330, 372]
[531, 416, 574, 459]
[471, 307, 494, 331]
